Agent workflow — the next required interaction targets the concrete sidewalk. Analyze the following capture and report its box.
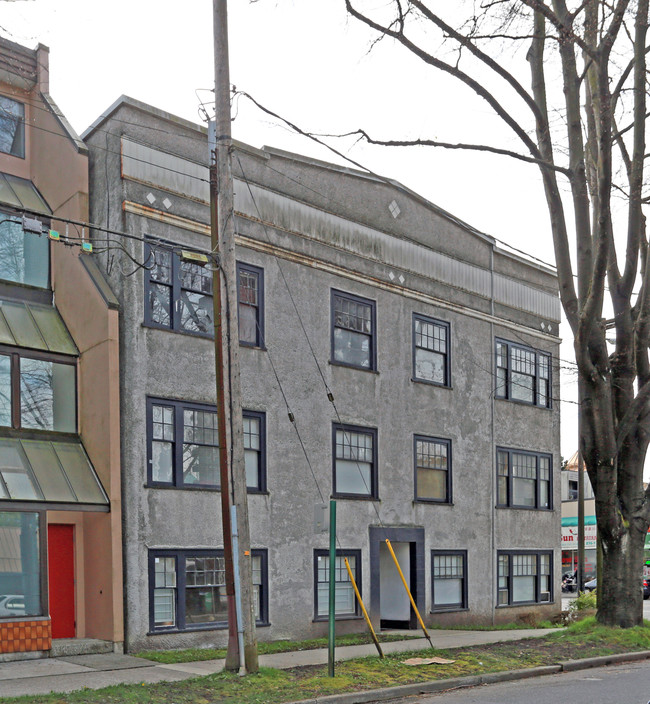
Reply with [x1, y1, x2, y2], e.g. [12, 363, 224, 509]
[0, 628, 556, 698]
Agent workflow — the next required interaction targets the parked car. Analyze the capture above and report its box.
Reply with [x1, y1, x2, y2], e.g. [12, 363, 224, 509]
[583, 577, 650, 599]
[0, 595, 25, 617]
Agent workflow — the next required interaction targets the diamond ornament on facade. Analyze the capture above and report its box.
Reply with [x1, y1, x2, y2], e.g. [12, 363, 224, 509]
[388, 200, 401, 218]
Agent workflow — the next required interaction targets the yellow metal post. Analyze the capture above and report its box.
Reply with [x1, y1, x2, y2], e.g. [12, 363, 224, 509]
[344, 558, 383, 658]
[384, 539, 433, 648]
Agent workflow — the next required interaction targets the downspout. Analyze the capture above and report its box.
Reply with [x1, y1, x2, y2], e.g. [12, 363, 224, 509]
[490, 244, 496, 625]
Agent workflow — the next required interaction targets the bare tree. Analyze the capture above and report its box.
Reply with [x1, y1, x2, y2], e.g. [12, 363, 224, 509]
[342, 0, 650, 627]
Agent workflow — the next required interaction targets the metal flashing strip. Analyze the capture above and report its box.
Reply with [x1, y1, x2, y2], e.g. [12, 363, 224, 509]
[121, 139, 560, 322]
[237, 234, 561, 344]
[121, 137, 209, 203]
[120, 137, 558, 292]
[0, 437, 109, 509]
[0, 300, 77, 355]
[234, 181, 561, 322]
[124, 199, 560, 344]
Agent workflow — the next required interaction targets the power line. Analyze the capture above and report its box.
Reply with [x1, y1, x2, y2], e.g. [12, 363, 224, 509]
[235, 155, 391, 534]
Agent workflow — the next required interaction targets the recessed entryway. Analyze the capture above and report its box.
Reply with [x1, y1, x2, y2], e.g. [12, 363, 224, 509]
[369, 526, 425, 630]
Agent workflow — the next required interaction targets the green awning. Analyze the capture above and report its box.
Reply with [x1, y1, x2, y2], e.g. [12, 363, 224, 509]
[0, 300, 77, 355]
[0, 173, 51, 216]
[562, 516, 597, 527]
[0, 438, 108, 511]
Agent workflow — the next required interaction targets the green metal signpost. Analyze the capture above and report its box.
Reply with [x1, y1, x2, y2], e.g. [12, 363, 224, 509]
[328, 499, 336, 677]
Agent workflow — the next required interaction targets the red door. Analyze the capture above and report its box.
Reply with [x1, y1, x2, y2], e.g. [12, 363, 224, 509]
[47, 524, 76, 639]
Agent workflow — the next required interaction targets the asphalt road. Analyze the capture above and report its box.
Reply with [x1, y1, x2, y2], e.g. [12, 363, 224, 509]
[388, 659, 650, 703]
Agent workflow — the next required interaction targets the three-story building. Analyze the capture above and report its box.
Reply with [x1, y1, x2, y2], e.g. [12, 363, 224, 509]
[84, 95, 561, 651]
[0, 37, 123, 659]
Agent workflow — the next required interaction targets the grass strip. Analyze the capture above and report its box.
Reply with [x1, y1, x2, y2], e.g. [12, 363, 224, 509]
[133, 632, 420, 664]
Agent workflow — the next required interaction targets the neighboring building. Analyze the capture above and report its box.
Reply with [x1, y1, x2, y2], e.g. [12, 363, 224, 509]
[84, 96, 562, 652]
[0, 38, 123, 658]
[560, 452, 596, 579]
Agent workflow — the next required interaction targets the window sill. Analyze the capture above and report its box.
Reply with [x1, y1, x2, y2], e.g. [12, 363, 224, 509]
[148, 620, 270, 636]
[414, 499, 453, 506]
[332, 494, 380, 502]
[329, 361, 379, 375]
[495, 397, 552, 411]
[496, 601, 554, 608]
[142, 322, 215, 341]
[145, 483, 220, 492]
[313, 615, 364, 623]
[0, 428, 80, 442]
[240, 342, 267, 351]
[430, 606, 468, 614]
[146, 484, 267, 495]
[495, 505, 553, 512]
[411, 378, 452, 389]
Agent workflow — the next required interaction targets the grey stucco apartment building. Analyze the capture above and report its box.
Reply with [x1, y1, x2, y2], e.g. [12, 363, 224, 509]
[83, 96, 562, 652]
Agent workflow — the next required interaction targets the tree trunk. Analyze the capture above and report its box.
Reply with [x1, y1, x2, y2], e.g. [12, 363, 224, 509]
[597, 511, 646, 627]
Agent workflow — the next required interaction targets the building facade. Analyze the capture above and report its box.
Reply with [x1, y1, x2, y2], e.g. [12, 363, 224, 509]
[84, 96, 562, 651]
[560, 452, 597, 579]
[0, 38, 123, 658]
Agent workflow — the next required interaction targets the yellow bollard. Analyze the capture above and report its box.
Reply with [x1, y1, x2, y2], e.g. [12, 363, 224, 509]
[384, 539, 433, 648]
[344, 557, 384, 658]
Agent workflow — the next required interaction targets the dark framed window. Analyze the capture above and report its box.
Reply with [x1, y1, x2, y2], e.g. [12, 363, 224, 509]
[332, 424, 378, 499]
[497, 551, 552, 606]
[0, 96, 25, 158]
[243, 410, 266, 493]
[237, 262, 264, 347]
[495, 339, 551, 407]
[567, 479, 578, 501]
[145, 239, 213, 336]
[414, 435, 451, 503]
[497, 448, 552, 510]
[331, 290, 376, 370]
[431, 550, 467, 611]
[147, 398, 219, 489]
[413, 314, 450, 386]
[0, 213, 49, 288]
[149, 548, 268, 632]
[0, 348, 76, 433]
[314, 549, 361, 619]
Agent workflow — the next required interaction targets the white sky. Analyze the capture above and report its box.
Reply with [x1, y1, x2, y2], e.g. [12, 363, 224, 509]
[2, 0, 584, 461]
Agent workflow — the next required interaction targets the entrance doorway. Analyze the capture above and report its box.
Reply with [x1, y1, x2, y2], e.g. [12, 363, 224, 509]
[379, 540, 416, 628]
[47, 524, 76, 639]
[369, 526, 425, 631]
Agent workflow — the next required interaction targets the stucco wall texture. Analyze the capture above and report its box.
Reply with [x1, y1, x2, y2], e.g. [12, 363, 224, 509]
[85, 97, 561, 651]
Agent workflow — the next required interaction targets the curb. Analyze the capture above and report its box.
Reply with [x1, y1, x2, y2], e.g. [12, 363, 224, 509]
[560, 649, 650, 671]
[285, 651, 650, 704]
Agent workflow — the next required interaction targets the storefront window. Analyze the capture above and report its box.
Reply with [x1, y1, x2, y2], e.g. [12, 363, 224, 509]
[0, 512, 41, 618]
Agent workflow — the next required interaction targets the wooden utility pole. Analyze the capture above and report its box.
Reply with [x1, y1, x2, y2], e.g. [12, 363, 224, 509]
[212, 0, 258, 673]
[210, 159, 239, 671]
